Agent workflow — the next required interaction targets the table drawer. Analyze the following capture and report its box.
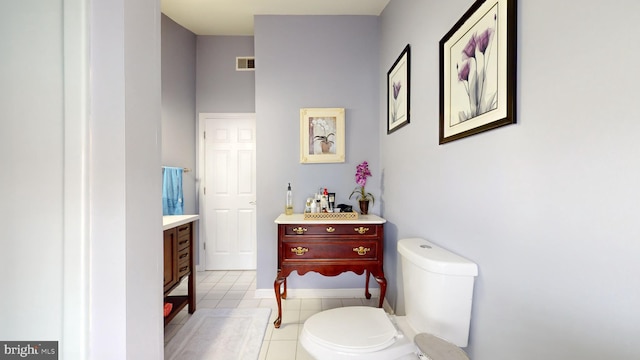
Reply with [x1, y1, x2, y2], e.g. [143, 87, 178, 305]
[284, 241, 378, 260]
[284, 224, 378, 236]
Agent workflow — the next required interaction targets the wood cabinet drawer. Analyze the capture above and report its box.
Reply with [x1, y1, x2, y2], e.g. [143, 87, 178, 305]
[177, 260, 190, 278]
[284, 241, 378, 260]
[177, 234, 190, 251]
[176, 223, 191, 237]
[284, 224, 378, 236]
[177, 246, 190, 262]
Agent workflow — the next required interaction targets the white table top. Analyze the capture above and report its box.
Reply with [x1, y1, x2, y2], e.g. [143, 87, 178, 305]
[163, 214, 200, 230]
[274, 213, 386, 224]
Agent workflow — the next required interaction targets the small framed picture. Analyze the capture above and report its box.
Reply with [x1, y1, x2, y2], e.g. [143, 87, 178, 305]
[300, 108, 345, 164]
[387, 44, 411, 134]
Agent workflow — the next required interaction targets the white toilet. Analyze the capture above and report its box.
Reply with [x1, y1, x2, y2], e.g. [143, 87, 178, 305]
[299, 238, 478, 360]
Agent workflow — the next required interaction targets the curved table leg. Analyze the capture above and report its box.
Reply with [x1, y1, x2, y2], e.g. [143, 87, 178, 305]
[282, 277, 287, 299]
[364, 269, 372, 299]
[273, 275, 286, 328]
[374, 275, 387, 308]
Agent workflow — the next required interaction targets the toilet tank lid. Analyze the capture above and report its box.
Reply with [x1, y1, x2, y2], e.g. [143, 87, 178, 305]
[415, 333, 469, 360]
[398, 238, 478, 276]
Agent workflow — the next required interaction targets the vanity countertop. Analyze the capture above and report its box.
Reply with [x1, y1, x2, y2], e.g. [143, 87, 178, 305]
[274, 213, 385, 224]
[163, 214, 199, 230]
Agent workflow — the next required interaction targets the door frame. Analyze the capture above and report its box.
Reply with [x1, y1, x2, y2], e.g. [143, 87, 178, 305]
[197, 113, 257, 271]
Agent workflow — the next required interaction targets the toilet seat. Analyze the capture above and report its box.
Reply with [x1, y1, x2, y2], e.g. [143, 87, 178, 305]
[300, 306, 418, 360]
[302, 307, 398, 353]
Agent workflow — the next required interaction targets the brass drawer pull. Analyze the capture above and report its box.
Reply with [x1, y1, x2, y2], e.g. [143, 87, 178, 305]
[325, 226, 335, 233]
[291, 246, 309, 256]
[353, 246, 371, 256]
[354, 227, 369, 234]
[292, 227, 307, 235]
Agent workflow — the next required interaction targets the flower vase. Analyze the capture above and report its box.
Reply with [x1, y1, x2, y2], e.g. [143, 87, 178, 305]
[320, 141, 331, 154]
[358, 200, 369, 215]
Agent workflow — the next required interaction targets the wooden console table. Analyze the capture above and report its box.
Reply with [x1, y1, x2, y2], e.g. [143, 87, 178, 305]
[273, 214, 387, 328]
[163, 215, 199, 326]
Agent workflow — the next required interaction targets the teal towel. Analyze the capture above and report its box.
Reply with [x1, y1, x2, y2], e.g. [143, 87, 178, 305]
[162, 167, 184, 215]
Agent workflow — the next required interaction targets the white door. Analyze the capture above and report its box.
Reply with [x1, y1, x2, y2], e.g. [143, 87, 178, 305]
[201, 113, 256, 270]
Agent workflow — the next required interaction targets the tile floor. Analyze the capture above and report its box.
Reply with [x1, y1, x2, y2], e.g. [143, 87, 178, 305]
[164, 270, 380, 360]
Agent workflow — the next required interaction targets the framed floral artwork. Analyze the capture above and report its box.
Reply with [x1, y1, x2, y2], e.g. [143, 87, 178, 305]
[300, 108, 345, 163]
[387, 44, 411, 134]
[439, 0, 516, 144]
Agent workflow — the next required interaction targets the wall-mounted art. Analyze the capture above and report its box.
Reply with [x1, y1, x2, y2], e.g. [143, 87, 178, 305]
[387, 44, 411, 134]
[439, 0, 517, 144]
[300, 108, 345, 163]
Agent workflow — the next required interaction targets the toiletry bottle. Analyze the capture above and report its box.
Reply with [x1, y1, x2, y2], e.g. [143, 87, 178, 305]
[310, 199, 317, 213]
[305, 198, 312, 213]
[285, 183, 293, 215]
[321, 188, 329, 212]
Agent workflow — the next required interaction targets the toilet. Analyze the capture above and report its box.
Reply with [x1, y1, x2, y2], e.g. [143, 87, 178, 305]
[299, 238, 478, 360]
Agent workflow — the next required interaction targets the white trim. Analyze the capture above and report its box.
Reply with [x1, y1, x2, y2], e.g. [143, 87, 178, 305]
[62, 0, 89, 358]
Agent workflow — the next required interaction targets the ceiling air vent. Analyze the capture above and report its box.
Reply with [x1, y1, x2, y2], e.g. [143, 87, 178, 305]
[236, 56, 255, 71]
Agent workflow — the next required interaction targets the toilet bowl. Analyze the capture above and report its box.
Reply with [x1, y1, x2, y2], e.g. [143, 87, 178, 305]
[300, 238, 478, 360]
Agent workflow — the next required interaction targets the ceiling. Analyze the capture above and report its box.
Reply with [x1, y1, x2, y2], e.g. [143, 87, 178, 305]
[161, 0, 391, 36]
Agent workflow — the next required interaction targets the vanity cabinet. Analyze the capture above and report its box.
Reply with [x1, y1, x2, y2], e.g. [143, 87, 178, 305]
[273, 214, 387, 328]
[163, 229, 178, 292]
[163, 215, 198, 326]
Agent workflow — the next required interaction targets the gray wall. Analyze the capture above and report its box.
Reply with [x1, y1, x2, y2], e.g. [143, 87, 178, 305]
[197, 35, 255, 113]
[92, 0, 163, 358]
[254, 15, 381, 289]
[161, 14, 197, 214]
[3, 0, 163, 359]
[380, 0, 640, 359]
[2, 0, 64, 342]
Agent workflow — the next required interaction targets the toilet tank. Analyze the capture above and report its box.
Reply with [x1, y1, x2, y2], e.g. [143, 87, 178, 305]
[398, 238, 478, 347]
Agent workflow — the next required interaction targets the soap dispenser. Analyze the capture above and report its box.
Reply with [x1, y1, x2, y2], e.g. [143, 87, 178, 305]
[285, 183, 293, 215]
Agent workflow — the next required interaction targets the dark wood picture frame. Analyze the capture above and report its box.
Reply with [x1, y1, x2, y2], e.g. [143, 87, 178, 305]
[387, 44, 411, 134]
[439, 0, 516, 144]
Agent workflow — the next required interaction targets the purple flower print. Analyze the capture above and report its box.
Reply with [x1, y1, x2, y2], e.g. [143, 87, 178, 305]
[457, 62, 470, 82]
[477, 28, 494, 54]
[391, 81, 402, 123]
[456, 13, 498, 122]
[462, 35, 477, 59]
[393, 81, 402, 100]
